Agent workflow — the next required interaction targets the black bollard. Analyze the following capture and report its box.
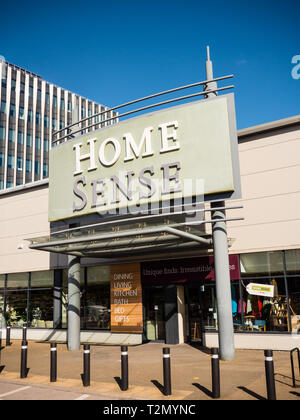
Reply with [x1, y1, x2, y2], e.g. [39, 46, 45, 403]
[50, 343, 57, 382]
[20, 340, 28, 379]
[22, 326, 27, 342]
[121, 346, 129, 391]
[264, 350, 276, 400]
[83, 344, 90, 387]
[163, 347, 172, 396]
[211, 348, 221, 399]
[6, 325, 11, 346]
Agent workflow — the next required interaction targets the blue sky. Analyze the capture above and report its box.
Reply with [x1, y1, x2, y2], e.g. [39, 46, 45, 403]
[1, 0, 299, 129]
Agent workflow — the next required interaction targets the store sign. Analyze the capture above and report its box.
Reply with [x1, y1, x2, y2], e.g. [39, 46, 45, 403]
[142, 255, 240, 284]
[246, 283, 274, 298]
[110, 263, 143, 333]
[48, 94, 240, 221]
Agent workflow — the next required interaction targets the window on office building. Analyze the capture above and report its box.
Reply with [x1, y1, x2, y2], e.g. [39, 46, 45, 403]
[35, 137, 41, 150]
[43, 163, 48, 177]
[35, 161, 40, 175]
[37, 89, 41, 101]
[8, 129, 15, 142]
[26, 159, 32, 173]
[1, 100, 6, 113]
[52, 118, 57, 130]
[19, 107, 25, 119]
[7, 154, 14, 168]
[28, 109, 33, 123]
[0, 126, 6, 140]
[17, 157, 23, 171]
[11, 79, 16, 91]
[20, 83, 25, 94]
[44, 139, 49, 152]
[18, 131, 24, 145]
[45, 92, 50, 104]
[10, 104, 16, 117]
[44, 115, 49, 128]
[29, 86, 33, 98]
[26, 134, 32, 147]
[0, 152, 4, 166]
[36, 112, 41, 126]
[53, 96, 57, 107]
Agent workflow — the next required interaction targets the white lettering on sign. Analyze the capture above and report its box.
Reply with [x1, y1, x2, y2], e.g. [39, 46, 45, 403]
[73, 121, 179, 176]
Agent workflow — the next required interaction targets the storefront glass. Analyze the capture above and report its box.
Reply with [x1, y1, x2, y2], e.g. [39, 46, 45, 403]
[240, 251, 300, 333]
[6, 273, 28, 327]
[29, 271, 54, 328]
[5, 290, 28, 327]
[144, 286, 165, 341]
[85, 266, 110, 330]
[0, 274, 4, 327]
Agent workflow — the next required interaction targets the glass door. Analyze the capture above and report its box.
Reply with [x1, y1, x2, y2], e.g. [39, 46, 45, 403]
[144, 286, 165, 341]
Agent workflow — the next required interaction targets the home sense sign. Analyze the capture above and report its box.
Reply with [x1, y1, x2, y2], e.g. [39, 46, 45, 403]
[49, 94, 240, 221]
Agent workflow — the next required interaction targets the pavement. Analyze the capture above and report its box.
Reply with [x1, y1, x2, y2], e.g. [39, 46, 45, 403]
[0, 340, 299, 401]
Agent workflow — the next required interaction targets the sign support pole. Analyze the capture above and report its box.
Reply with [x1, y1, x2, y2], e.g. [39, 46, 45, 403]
[67, 255, 81, 350]
[205, 46, 235, 360]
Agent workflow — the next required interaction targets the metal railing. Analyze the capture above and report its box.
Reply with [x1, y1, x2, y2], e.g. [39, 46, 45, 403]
[52, 74, 234, 145]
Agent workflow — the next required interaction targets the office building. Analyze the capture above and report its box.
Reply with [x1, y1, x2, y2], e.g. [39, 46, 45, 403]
[0, 58, 116, 191]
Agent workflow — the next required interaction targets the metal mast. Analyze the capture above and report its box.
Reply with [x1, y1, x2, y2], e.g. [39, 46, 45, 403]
[204, 46, 235, 360]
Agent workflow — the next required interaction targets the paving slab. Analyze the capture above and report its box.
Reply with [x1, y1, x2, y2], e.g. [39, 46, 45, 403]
[0, 341, 299, 400]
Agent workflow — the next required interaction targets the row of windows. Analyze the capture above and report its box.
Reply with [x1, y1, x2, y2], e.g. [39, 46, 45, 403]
[0, 154, 48, 174]
[1, 103, 70, 129]
[0, 127, 49, 149]
[1, 77, 73, 111]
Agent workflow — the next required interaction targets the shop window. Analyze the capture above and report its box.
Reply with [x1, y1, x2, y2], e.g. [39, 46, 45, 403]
[29, 289, 53, 328]
[7, 272, 28, 289]
[5, 290, 27, 327]
[286, 249, 300, 273]
[287, 277, 300, 333]
[86, 266, 110, 330]
[240, 251, 283, 276]
[0, 274, 4, 326]
[5, 273, 28, 327]
[240, 277, 288, 332]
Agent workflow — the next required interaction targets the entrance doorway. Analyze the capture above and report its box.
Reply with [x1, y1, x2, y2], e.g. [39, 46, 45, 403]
[186, 283, 218, 345]
[144, 286, 166, 341]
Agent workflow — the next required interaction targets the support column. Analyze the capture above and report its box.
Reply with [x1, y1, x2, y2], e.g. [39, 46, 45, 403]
[212, 202, 235, 360]
[204, 46, 235, 360]
[67, 255, 81, 350]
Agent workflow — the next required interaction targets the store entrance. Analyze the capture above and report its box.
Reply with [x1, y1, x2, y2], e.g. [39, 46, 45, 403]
[144, 286, 166, 341]
[186, 283, 218, 345]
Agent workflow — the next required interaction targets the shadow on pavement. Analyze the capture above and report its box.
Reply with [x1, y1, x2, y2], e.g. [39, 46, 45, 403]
[237, 386, 266, 400]
[151, 380, 165, 396]
[192, 383, 213, 398]
[114, 376, 122, 390]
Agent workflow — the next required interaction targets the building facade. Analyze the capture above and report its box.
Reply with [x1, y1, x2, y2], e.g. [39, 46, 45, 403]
[0, 59, 116, 191]
[0, 111, 299, 350]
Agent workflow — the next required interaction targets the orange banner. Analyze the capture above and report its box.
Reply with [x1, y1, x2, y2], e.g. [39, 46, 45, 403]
[110, 263, 143, 333]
